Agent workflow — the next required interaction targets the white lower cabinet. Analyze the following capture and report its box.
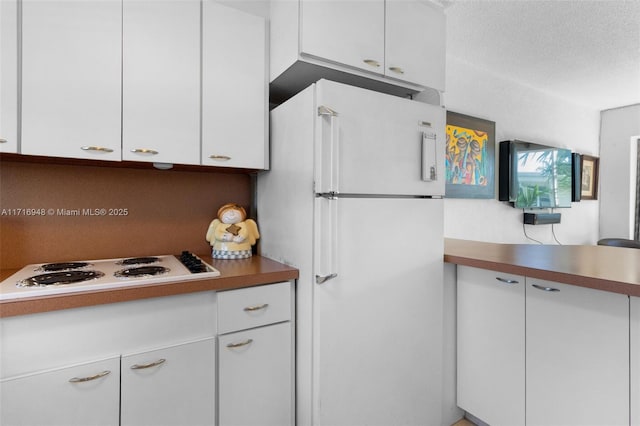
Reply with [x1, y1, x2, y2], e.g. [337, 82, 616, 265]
[121, 338, 216, 426]
[218, 322, 293, 426]
[0, 356, 120, 426]
[456, 266, 525, 426]
[216, 282, 294, 426]
[632, 296, 640, 426]
[526, 278, 629, 426]
[457, 266, 630, 426]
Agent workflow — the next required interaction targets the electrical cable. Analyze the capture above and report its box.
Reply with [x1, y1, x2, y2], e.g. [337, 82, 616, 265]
[522, 209, 543, 244]
[550, 209, 563, 245]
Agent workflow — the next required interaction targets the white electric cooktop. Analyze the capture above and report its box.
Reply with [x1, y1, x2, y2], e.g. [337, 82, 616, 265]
[0, 253, 220, 301]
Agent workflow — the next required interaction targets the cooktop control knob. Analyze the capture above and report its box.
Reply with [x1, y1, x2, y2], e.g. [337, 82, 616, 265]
[178, 251, 208, 273]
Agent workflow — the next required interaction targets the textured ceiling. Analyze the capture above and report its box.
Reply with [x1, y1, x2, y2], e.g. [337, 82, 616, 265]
[445, 0, 640, 111]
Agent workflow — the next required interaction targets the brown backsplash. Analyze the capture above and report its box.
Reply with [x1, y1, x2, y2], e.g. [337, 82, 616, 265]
[0, 159, 253, 268]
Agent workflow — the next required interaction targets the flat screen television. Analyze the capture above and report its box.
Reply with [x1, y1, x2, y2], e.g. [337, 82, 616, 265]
[499, 140, 575, 209]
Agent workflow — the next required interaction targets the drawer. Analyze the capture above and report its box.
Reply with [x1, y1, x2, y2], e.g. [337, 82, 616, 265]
[217, 282, 292, 334]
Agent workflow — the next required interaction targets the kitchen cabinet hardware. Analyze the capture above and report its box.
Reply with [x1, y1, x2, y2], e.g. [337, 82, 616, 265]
[226, 339, 253, 349]
[531, 284, 560, 292]
[317, 105, 339, 117]
[496, 277, 519, 284]
[363, 59, 381, 68]
[244, 303, 269, 312]
[130, 148, 159, 155]
[129, 358, 166, 370]
[315, 273, 337, 284]
[0, 139, 7, 143]
[81, 146, 114, 153]
[68, 370, 111, 383]
[209, 155, 231, 161]
[388, 66, 404, 74]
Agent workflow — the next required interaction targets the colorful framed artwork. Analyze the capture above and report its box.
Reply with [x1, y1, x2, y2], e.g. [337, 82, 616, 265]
[580, 154, 599, 200]
[445, 111, 496, 199]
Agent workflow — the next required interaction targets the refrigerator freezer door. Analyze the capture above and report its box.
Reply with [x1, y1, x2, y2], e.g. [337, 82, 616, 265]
[312, 197, 444, 425]
[314, 80, 445, 196]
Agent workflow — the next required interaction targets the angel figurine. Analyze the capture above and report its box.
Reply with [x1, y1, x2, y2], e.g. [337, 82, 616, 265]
[206, 203, 259, 259]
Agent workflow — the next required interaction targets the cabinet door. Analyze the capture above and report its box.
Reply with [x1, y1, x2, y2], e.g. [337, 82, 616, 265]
[122, 0, 200, 165]
[218, 322, 293, 426]
[385, 0, 446, 91]
[202, 2, 267, 169]
[0, 356, 120, 426]
[21, 0, 121, 160]
[632, 296, 640, 426]
[300, 0, 384, 75]
[456, 266, 525, 426]
[526, 279, 629, 426]
[121, 338, 216, 426]
[0, 0, 18, 153]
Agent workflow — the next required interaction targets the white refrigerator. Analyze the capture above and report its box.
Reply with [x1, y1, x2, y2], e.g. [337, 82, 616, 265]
[257, 79, 444, 426]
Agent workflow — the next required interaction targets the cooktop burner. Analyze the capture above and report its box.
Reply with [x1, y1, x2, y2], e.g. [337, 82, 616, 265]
[17, 270, 105, 287]
[116, 257, 160, 266]
[114, 266, 170, 278]
[36, 262, 93, 272]
[1, 253, 221, 300]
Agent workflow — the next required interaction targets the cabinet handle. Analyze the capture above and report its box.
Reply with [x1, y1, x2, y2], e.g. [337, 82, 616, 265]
[226, 339, 253, 349]
[69, 370, 111, 383]
[388, 66, 404, 74]
[209, 155, 231, 161]
[363, 59, 381, 68]
[130, 358, 166, 370]
[244, 303, 269, 312]
[81, 146, 114, 153]
[496, 277, 519, 284]
[131, 148, 159, 155]
[532, 284, 560, 292]
[0, 138, 7, 143]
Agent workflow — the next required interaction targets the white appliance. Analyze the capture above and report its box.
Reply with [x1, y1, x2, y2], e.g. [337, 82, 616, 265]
[257, 80, 445, 426]
[0, 253, 220, 300]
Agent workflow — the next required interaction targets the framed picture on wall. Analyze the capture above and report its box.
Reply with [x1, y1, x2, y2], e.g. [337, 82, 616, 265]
[445, 111, 496, 198]
[580, 154, 599, 200]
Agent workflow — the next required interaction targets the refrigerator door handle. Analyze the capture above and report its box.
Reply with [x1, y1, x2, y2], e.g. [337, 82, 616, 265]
[315, 196, 339, 285]
[317, 105, 340, 193]
[421, 130, 438, 182]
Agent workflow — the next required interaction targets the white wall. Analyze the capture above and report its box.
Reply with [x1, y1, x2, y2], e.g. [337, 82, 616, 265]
[438, 55, 601, 245]
[599, 104, 640, 239]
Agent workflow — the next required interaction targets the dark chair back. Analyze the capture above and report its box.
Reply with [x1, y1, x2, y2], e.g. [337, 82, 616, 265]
[597, 238, 640, 249]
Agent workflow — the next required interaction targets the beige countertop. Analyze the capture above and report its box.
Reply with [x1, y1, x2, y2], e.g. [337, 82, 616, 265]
[444, 238, 640, 297]
[0, 255, 298, 318]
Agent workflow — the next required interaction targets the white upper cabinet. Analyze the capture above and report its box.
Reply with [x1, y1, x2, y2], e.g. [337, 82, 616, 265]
[271, 0, 446, 102]
[122, 0, 200, 165]
[300, 0, 385, 74]
[202, 1, 268, 169]
[385, 0, 445, 90]
[21, 0, 121, 160]
[0, 0, 18, 153]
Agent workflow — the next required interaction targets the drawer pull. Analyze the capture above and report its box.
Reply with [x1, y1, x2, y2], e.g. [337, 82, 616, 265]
[130, 359, 166, 370]
[81, 145, 114, 153]
[131, 148, 159, 155]
[69, 370, 111, 383]
[532, 284, 560, 292]
[363, 59, 380, 68]
[388, 66, 404, 74]
[0, 138, 8, 143]
[244, 303, 269, 312]
[496, 277, 519, 284]
[227, 339, 253, 349]
[209, 155, 231, 161]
